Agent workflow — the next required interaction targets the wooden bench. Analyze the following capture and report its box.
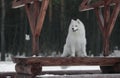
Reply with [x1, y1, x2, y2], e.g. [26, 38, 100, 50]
[0, 72, 15, 78]
[12, 57, 120, 78]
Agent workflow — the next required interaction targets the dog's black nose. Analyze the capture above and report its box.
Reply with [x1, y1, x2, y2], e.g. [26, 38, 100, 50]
[72, 28, 74, 30]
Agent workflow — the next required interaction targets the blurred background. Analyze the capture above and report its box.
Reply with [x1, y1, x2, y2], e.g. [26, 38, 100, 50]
[0, 0, 120, 61]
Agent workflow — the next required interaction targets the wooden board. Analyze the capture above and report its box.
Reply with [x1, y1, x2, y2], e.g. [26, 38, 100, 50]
[79, 0, 119, 11]
[36, 74, 120, 78]
[12, 0, 42, 8]
[12, 57, 120, 66]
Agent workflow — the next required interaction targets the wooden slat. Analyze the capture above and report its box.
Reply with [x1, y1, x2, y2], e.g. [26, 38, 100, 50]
[41, 70, 101, 75]
[35, 0, 49, 37]
[12, 57, 120, 66]
[0, 72, 15, 78]
[94, 8, 104, 33]
[12, 0, 42, 8]
[79, 0, 118, 11]
[24, 4, 35, 35]
[36, 74, 120, 78]
[107, 3, 120, 37]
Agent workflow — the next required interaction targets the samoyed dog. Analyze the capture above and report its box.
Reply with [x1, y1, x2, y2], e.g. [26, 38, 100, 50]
[61, 19, 87, 57]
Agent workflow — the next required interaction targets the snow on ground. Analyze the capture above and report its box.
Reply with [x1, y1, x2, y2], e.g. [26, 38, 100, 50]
[1, 49, 120, 73]
[0, 61, 15, 72]
[0, 53, 101, 72]
[1, 50, 120, 77]
[37, 74, 120, 78]
[0, 61, 100, 72]
[43, 66, 100, 71]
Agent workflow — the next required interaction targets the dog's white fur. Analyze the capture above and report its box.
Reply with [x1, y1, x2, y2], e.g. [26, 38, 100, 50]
[61, 19, 87, 57]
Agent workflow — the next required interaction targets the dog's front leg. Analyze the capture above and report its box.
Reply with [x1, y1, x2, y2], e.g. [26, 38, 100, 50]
[71, 47, 75, 57]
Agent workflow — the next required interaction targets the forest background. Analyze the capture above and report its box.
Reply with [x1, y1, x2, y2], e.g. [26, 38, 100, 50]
[1, 0, 120, 61]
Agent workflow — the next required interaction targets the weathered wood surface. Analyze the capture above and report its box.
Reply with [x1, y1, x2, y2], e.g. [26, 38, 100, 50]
[0, 70, 100, 76]
[36, 74, 120, 78]
[16, 74, 36, 78]
[13, 57, 120, 77]
[42, 70, 101, 75]
[80, 0, 120, 56]
[0, 72, 15, 78]
[79, 0, 119, 11]
[12, 57, 120, 66]
[35, 0, 50, 37]
[12, 0, 49, 55]
[12, 0, 42, 8]
[15, 63, 42, 75]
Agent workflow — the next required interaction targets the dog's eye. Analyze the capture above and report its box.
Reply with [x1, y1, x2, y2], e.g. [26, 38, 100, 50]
[75, 25, 77, 27]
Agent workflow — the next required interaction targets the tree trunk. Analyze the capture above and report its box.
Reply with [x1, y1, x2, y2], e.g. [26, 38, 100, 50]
[59, 0, 65, 52]
[60, 0, 65, 31]
[1, 0, 6, 61]
[49, 0, 52, 26]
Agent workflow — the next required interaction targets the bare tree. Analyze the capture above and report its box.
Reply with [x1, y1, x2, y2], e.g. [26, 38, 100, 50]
[60, 0, 65, 31]
[1, 0, 6, 61]
[49, 0, 52, 26]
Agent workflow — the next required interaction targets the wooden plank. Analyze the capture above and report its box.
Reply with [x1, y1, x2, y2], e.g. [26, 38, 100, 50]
[36, 74, 120, 78]
[12, 57, 120, 66]
[107, 3, 120, 37]
[12, 0, 42, 8]
[35, 0, 49, 37]
[24, 4, 35, 35]
[0, 72, 15, 78]
[15, 63, 42, 75]
[94, 8, 104, 33]
[15, 74, 35, 78]
[0, 70, 100, 77]
[41, 70, 101, 75]
[79, 0, 118, 11]
[24, 1, 40, 55]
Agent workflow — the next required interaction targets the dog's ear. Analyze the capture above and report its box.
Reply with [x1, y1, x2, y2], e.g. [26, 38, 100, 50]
[76, 19, 81, 24]
[71, 19, 74, 23]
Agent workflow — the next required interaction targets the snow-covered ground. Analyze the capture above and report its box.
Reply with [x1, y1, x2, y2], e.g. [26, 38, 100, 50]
[1, 49, 120, 73]
[0, 61, 15, 72]
[0, 61, 100, 72]
[0, 53, 100, 72]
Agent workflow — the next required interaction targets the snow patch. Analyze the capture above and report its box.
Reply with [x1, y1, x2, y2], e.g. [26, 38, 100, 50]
[0, 62, 15, 72]
[0, 61, 100, 73]
[109, 50, 120, 57]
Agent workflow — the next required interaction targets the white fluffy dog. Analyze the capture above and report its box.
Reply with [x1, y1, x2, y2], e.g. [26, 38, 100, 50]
[61, 19, 87, 57]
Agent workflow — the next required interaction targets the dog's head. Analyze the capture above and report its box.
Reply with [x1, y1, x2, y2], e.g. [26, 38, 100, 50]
[69, 19, 82, 32]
